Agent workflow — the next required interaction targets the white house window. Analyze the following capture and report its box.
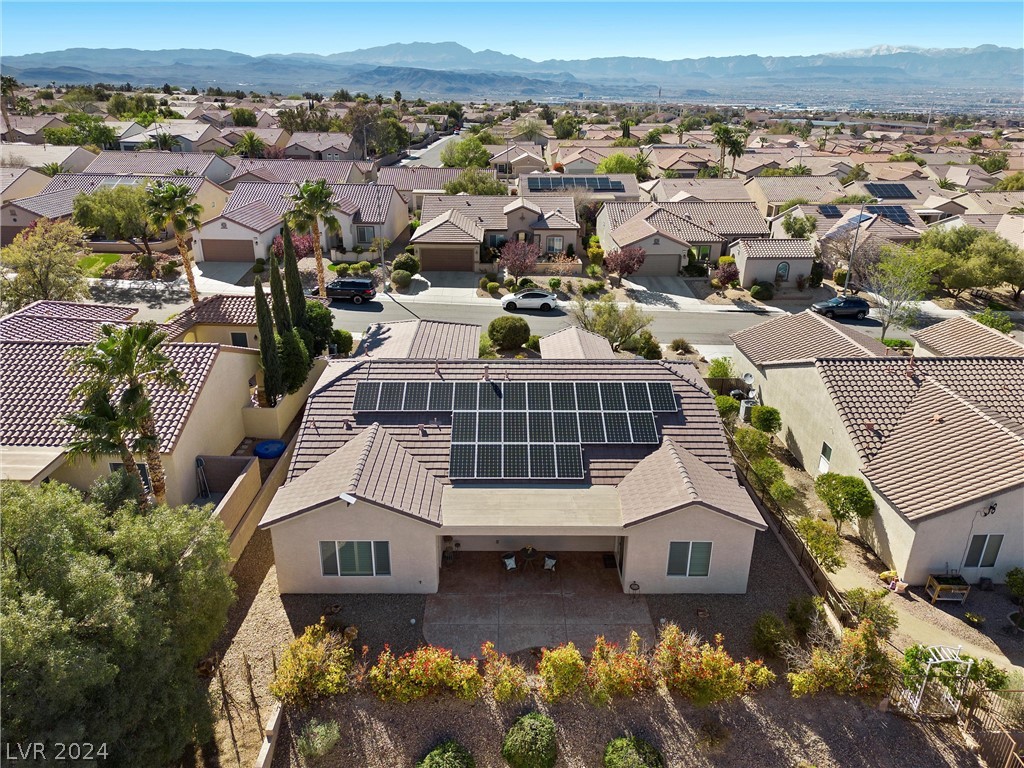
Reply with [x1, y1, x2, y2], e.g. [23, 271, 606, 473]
[818, 442, 832, 474]
[109, 462, 151, 492]
[546, 236, 564, 254]
[319, 540, 391, 576]
[964, 534, 1002, 569]
[776, 261, 790, 282]
[357, 226, 375, 244]
[485, 233, 507, 248]
[667, 541, 712, 577]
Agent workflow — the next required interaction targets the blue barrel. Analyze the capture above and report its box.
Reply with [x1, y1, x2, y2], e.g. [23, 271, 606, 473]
[253, 440, 286, 459]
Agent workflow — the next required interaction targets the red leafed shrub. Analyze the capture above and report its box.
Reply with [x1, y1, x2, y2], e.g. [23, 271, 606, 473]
[586, 633, 656, 706]
[368, 645, 483, 702]
[499, 240, 542, 280]
[603, 246, 647, 280]
[271, 232, 316, 260]
[713, 262, 739, 285]
[552, 162, 565, 173]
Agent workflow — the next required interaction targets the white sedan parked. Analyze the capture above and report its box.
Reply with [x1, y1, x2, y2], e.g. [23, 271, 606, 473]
[501, 289, 558, 311]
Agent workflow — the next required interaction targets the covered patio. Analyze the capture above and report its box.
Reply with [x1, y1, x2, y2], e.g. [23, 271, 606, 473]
[423, 551, 656, 658]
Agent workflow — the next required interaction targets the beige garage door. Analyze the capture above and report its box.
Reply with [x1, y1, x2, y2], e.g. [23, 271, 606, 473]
[202, 239, 256, 262]
[420, 247, 474, 271]
[633, 252, 681, 276]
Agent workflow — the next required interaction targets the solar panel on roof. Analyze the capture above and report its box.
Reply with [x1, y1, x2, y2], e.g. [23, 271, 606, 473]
[578, 412, 605, 443]
[478, 381, 503, 410]
[603, 412, 632, 442]
[864, 182, 913, 200]
[403, 381, 429, 411]
[476, 444, 503, 478]
[529, 411, 554, 443]
[504, 443, 529, 478]
[353, 381, 381, 410]
[575, 382, 601, 410]
[599, 382, 626, 411]
[551, 382, 576, 410]
[429, 381, 454, 411]
[866, 205, 911, 224]
[530, 444, 556, 478]
[647, 382, 677, 411]
[503, 381, 526, 410]
[450, 445, 476, 478]
[623, 382, 651, 410]
[527, 382, 551, 410]
[629, 412, 659, 444]
[378, 382, 406, 410]
[503, 411, 528, 442]
[478, 411, 503, 442]
[452, 411, 476, 443]
[553, 411, 579, 443]
[454, 381, 478, 410]
[817, 205, 842, 218]
[555, 444, 584, 479]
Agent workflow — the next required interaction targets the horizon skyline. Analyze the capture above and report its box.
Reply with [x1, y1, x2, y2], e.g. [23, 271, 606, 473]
[3, 1, 1022, 60]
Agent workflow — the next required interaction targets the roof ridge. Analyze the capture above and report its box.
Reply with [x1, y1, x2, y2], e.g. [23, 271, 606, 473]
[346, 422, 381, 496]
[663, 440, 699, 500]
[806, 310, 884, 358]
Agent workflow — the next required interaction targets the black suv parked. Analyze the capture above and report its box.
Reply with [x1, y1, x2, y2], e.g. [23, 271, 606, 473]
[810, 295, 870, 320]
[312, 277, 377, 304]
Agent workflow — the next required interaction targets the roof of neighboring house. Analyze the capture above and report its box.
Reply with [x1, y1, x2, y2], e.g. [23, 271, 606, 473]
[733, 238, 816, 261]
[996, 214, 1024, 248]
[229, 159, 358, 184]
[4, 188, 80, 219]
[1, 143, 95, 168]
[787, 204, 925, 241]
[539, 326, 616, 359]
[10, 300, 137, 322]
[409, 208, 485, 244]
[0, 115, 66, 134]
[222, 181, 396, 224]
[0, 300, 138, 342]
[41, 173, 207, 196]
[84, 150, 220, 176]
[602, 201, 769, 239]
[651, 178, 753, 203]
[222, 127, 289, 143]
[861, 379, 1024, 520]
[932, 213, 1004, 232]
[285, 132, 354, 152]
[0, 340, 222, 452]
[843, 178, 955, 204]
[518, 173, 641, 199]
[162, 293, 329, 339]
[956, 191, 1024, 214]
[379, 166, 496, 196]
[355, 319, 481, 359]
[744, 175, 845, 203]
[911, 315, 1024, 358]
[606, 203, 722, 247]
[419, 194, 578, 232]
[731, 310, 890, 366]
[617, 439, 763, 528]
[1, 167, 47, 199]
[219, 199, 285, 233]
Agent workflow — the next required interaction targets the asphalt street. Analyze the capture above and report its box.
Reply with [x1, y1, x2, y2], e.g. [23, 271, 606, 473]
[401, 134, 458, 167]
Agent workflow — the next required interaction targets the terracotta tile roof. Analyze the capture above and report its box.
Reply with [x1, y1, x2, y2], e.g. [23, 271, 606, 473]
[735, 238, 815, 261]
[745, 175, 845, 203]
[410, 208, 485, 244]
[162, 294, 329, 339]
[356, 320, 481, 359]
[41, 172, 207, 196]
[220, 200, 284, 233]
[862, 380, 1024, 520]
[11, 300, 137, 322]
[420, 194, 578, 232]
[731, 310, 890, 366]
[539, 327, 616, 359]
[224, 181, 394, 224]
[617, 440, 764, 529]
[816, 356, 1024, 462]
[653, 178, 753, 203]
[5, 188, 80, 219]
[261, 423, 444, 527]
[0, 315, 114, 342]
[0, 340, 221, 452]
[603, 201, 768, 240]
[379, 166, 496, 195]
[911, 316, 1024, 358]
[85, 150, 217, 176]
[229, 159, 357, 184]
[608, 203, 722, 247]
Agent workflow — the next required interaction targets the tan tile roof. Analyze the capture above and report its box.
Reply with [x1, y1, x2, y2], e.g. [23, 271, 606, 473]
[539, 326, 616, 359]
[284, 132, 353, 153]
[603, 201, 768, 240]
[816, 356, 1024, 462]
[731, 310, 890, 366]
[0, 340, 221, 452]
[42, 173, 207, 196]
[85, 150, 218, 176]
[356, 320, 481, 359]
[224, 181, 394, 224]
[960, 191, 1024, 214]
[996, 214, 1024, 248]
[420, 194, 578, 232]
[380, 166, 497, 195]
[745, 175, 845, 203]
[862, 380, 1024, 520]
[261, 423, 444, 527]
[735, 238, 815, 261]
[410, 208, 485, 244]
[911, 316, 1024, 358]
[654, 178, 753, 203]
[229, 159, 357, 184]
[617, 440, 764, 529]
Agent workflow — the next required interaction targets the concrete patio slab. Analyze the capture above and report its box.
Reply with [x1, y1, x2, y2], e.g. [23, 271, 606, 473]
[565, 623, 658, 652]
[498, 624, 568, 655]
[423, 593, 499, 625]
[563, 594, 653, 626]
[500, 593, 565, 624]
[423, 623, 499, 658]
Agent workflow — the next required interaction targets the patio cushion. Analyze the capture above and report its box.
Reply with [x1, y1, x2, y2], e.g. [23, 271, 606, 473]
[503, 555, 517, 571]
[544, 557, 557, 571]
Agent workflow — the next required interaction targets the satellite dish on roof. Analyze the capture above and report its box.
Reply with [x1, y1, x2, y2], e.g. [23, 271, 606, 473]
[742, 372, 755, 385]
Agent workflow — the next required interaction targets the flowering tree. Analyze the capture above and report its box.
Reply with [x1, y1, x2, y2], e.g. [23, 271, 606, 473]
[271, 232, 316, 260]
[603, 246, 646, 284]
[499, 240, 541, 281]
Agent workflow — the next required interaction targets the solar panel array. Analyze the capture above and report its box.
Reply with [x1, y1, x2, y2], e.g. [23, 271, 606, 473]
[817, 204, 842, 218]
[864, 182, 914, 200]
[353, 380, 676, 481]
[527, 176, 626, 193]
[866, 205, 912, 225]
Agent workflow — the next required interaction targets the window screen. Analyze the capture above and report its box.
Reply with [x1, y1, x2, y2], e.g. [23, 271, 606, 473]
[667, 541, 712, 577]
[320, 541, 339, 576]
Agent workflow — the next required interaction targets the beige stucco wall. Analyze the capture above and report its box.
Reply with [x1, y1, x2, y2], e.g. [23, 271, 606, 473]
[735, 256, 814, 289]
[193, 218, 277, 262]
[194, 180, 230, 223]
[453, 535, 616, 552]
[621, 505, 760, 594]
[269, 498, 441, 594]
[241, 357, 327, 439]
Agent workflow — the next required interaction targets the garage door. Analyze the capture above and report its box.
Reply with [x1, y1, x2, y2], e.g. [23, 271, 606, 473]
[420, 247, 474, 271]
[201, 239, 257, 262]
[633, 252, 681, 276]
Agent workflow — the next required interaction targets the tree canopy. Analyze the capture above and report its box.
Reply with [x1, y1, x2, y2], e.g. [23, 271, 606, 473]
[442, 169, 506, 196]
[571, 295, 652, 351]
[0, 219, 90, 313]
[440, 135, 492, 168]
[73, 185, 157, 259]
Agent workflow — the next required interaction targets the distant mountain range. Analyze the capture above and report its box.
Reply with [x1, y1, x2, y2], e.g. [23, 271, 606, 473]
[3, 43, 1021, 104]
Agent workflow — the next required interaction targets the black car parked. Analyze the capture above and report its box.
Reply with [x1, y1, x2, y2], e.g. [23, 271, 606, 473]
[810, 295, 870, 320]
[312, 277, 377, 304]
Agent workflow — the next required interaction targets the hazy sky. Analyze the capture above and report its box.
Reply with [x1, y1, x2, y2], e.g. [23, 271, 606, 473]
[3, 1, 1022, 59]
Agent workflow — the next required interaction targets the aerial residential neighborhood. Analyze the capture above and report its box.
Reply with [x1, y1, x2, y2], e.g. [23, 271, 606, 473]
[1, 3, 1023, 767]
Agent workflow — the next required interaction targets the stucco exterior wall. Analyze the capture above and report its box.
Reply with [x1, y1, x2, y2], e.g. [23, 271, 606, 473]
[453, 535, 616, 552]
[193, 219, 278, 262]
[734, 256, 814, 289]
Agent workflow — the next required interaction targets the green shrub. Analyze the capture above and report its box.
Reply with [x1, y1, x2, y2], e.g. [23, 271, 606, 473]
[973, 308, 1015, 334]
[622, 329, 661, 359]
[297, 719, 341, 761]
[331, 329, 353, 356]
[808, 260, 824, 288]
[392, 269, 413, 288]
[255, 256, 266, 265]
[844, 588, 899, 640]
[832, 268, 848, 285]
[252, 262, 265, 274]
[409, 218, 420, 233]
[718, 255, 736, 268]
[538, 643, 586, 702]
[356, 260, 373, 273]
[683, 261, 708, 277]
[751, 457, 784, 487]
[480, 642, 529, 703]
[586, 633, 656, 706]
[484, 272, 498, 283]
[368, 646, 484, 702]
[488, 316, 531, 350]
[418, 740, 475, 768]
[750, 282, 773, 301]
[302, 300, 334, 357]
[794, 517, 846, 573]
[881, 338, 912, 349]
[392, 253, 420, 275]
[751, 612, 792, 658]
[501, 713, 557, 768]
[715, 395, 740, 423]
[277, 328, 312, 394]
[814, 473, 875, 534]
[480, 277, 491, 291]
[487, 282, 501, 294]
[479, 333, 497, 359]
[518, 277, 536, 290]
[787, 596, 824, 638]
[581, 281, 604, 295]
[603, 736, 664, 768]
[670, 337, 694, 353]
[788, 620, 892, 698]
[505, 277, 517, 289]
[733, 427, 769, 460]
[269, 620, 354, 707]
[525, 334, 541, 352]
[769, 479, 796, 504]
[706, 357, 735, 379]
[335, 262, 351, 275]
[548, 277, 562, 291]
[750, 405, 782, 435]
[586, 263, 603, 278]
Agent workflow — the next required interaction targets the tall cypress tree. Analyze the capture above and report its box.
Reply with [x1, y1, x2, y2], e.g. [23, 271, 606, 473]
[254, 277, 283, 406]
[281, 222, 307, 329]
[268, 253, 291, 333]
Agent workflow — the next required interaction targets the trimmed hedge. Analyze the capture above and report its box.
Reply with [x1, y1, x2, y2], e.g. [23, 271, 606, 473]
[501, 713, 557, 768]
[603, 736, 664, 768]
[488, 316, 531, 350]
[392, 253, 420, 275]
[392, 269, 413, 288]
[417, 740, 475, 768]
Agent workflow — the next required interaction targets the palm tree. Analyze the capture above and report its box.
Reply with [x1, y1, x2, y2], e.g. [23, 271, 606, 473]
[141, 132, 180, 151]
[39, 162, 64, 177]
[937, 177, 957, 190]
[712, 124, 734, 178]
[633, 148, 654, 182]
[285, 179, 340, 298]
[66, 323, 185, 505]
[1, 75, 18, 133]
[233, 130, 266, 158]
[63, 386, 154, 507]
[145, 181, 204, 305]
[727, 132, 747, 176]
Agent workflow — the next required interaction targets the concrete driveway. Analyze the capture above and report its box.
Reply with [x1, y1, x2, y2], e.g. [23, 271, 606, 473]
[423, 552, 656, 658]
[622, 276, 699, 309]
